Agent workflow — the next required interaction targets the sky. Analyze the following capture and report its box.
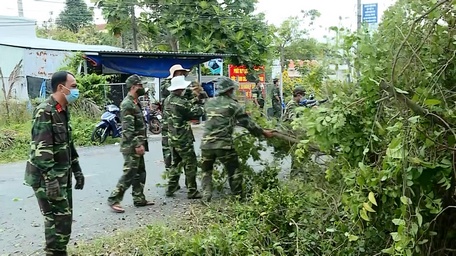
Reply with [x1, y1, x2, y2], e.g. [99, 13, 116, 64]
[1, 0, 397, 41]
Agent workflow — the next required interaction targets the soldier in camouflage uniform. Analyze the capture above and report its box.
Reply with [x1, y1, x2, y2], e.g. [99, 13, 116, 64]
[283, 86, 305, 123]
[200, 77, 274, 202]
[165, 75, 204, 198]
[271, 78, 282, 119]
[251, 80, 265, 110]
[24, 71, 85, 256]
[160, 64, 190, 189]
[108, 74, 154, 213]
[282, 86, 306, 177]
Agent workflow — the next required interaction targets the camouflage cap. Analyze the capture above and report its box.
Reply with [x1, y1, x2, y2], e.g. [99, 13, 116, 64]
[293, 86, 306, 95]
[215, 77, 237, 95]
[125, 74, 144, 89]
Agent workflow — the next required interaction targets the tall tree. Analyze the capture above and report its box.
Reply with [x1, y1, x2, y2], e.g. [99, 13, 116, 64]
[56, 0, 93, 33]
[140, 0, 273, 67]
[274, 11, 321, 69]
[95, 0, 273, 68]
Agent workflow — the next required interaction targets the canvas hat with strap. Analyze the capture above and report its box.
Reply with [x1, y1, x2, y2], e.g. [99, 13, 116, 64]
[126, 74, 146, 89]
[167, 64, 190, 79]
[167, 75, 192, 91]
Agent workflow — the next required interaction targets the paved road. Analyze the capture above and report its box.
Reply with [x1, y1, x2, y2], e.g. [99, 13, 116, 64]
[0, 126, 291, 255]
[0, 128, 214, 255]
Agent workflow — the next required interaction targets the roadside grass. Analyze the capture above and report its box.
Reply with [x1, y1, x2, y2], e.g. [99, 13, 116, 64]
[0, 101, 119, 164]
[69, 173, 360, 256]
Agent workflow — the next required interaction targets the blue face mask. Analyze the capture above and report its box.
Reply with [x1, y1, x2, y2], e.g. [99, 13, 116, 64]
[63, 86, 80, 104]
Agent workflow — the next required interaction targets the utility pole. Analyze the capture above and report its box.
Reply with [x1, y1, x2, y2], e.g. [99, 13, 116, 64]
[17, 0, 24, 17]
[279, 45, 284, 119]
[355, 0, 362, 81]
[357, 0, 362, 30]
[130, 5, 138, 50]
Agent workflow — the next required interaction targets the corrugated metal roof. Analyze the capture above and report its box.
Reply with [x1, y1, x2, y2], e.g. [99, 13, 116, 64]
[97, 50, 235, 58]
[0, 36, 124, 52]
[0, 36, 235, 58]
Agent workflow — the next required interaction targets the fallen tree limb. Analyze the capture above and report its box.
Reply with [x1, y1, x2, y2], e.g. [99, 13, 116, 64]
[270, 130, 321, 152]
[379, 80, 454, 130]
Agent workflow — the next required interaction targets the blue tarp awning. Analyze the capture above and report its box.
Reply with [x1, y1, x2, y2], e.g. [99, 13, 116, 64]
[85, 51, 233, 78]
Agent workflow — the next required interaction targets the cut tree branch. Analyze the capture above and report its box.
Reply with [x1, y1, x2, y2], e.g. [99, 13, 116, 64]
[379, 80, 454, 130]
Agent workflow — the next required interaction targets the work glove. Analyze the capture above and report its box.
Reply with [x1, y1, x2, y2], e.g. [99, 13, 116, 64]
[74, 171, 85, 190]
[45, 179, 60, 200]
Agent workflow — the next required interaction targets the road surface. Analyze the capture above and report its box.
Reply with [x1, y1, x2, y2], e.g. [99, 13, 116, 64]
[0, 127, 288, 256]
[0, 128, 199, 255]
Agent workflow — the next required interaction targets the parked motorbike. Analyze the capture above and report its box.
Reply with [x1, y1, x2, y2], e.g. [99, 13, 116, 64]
[299, 97, 328, 108]
[143, 105, 162, 134]
[91, 104, 122, 143]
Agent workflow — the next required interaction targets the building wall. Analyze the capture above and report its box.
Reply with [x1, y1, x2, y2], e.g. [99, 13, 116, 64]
[0, 45, 26, 100]
[0, 45, 75, 101]
[23, 49, 71, 78]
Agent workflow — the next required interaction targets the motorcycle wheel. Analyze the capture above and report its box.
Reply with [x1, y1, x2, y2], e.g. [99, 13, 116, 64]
[148, 119, 162, 134]
[91, 126, 109, 143]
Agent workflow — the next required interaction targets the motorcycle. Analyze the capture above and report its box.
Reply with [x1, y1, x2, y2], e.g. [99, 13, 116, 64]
[91, 104, 122, 143]
[299, 96, 328, 108]
[143, 105, 162, 135]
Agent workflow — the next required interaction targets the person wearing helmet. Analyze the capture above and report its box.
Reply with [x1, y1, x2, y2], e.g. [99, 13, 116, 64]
[282, 86, 306, 123]
[200, 77, 274, 202]
[283, 86, 307, 178]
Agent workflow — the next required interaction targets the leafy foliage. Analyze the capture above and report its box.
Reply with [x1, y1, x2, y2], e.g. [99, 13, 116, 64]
[36, 25, 119, 46]
[94, 0, 274, 68]
[56, 0, 94, 33]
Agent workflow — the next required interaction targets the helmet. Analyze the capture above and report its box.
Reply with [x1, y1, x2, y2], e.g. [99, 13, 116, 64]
[216, 77, 237, 95]
[293, 86, 306, 96]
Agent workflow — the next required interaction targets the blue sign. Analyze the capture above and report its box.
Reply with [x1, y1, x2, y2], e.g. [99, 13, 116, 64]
[207, 58, 223, 75]
[362, 3, 378, 24]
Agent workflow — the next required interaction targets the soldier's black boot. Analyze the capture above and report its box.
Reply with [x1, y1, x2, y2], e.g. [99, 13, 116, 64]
[187, 190, 202, 199]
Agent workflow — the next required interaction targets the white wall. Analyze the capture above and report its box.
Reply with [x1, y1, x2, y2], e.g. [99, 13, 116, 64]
[23, 49, 71, 78]
[0, 45, 26, 100]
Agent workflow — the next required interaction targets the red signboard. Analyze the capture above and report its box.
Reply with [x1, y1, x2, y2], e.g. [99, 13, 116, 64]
[228, 65, 265, 99]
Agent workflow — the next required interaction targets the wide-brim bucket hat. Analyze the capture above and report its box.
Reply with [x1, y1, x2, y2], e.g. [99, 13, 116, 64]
[167, 64, 190, 79]
[167, 75, 192, 91]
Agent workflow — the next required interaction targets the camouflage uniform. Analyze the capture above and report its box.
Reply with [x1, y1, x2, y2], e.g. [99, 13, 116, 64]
[160, 79, 172, 175]
[107, 75, 150, 206]
[200, 77, 265, 202]
[165, 91, 204, 198]
[271, 84, 282, 118]
[24, 96, 84, 256]
[282, 100, 299, 123]
[283, 86, 306, 177]
[160, 79, 193, 188]
[252, 84, 265, 109]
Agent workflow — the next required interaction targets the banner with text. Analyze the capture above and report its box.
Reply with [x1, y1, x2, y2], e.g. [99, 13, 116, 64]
[228, 65, 265, 99]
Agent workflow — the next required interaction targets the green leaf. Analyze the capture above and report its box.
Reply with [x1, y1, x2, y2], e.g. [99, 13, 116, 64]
[390, 232, 400, 241]
[360, 208, 370, 221]
[392, 218, 405, 226]
[382, 246, 395, 254]
[363, 202, 376, 213]
[368, 192, 377, 206]
[424, 99, 441, 106]
[416, 212, 423, 227]
[400, 196, 410, 205]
